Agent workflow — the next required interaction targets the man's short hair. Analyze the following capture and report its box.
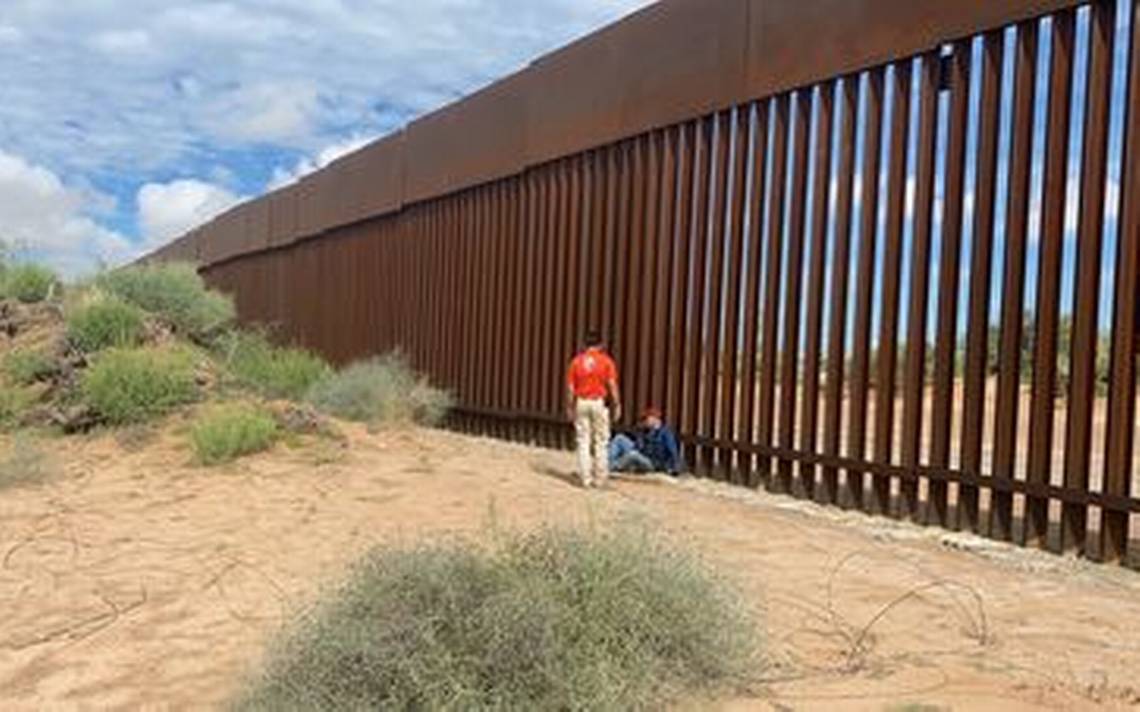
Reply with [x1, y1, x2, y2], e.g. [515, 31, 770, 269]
[641, 406, 663, 421]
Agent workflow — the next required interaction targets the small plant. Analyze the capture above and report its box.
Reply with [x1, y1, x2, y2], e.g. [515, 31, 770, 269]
[236, 524, 760, 710]
[306, 352, 451, 426]
[3, 264, 58, 303]
[82, 346, 198, 425]
[0, 385, 36, 428]
[97, 262, 234, 342]
[219, 330, 331, 401]
[189, 404, 278, 465]
[0, 435, 53, 491]
[66, 296, 146, 352]
[2, 348, 55, 385]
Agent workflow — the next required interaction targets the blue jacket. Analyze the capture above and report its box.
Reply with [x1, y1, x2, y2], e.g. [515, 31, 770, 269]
[635, 425, 684, 474]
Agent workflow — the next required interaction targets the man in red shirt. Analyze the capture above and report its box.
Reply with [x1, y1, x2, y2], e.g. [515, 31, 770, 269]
[565, 331, 622, 488]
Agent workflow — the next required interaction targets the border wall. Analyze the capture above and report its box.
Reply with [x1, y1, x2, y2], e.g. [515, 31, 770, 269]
[149, 0, 1140, 566]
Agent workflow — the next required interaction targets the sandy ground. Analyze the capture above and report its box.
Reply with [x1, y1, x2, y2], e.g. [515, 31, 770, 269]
[0, 422, 1138, 711]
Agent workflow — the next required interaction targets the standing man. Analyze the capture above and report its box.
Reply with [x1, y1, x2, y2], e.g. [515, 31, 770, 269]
[565, 331, 622, 488]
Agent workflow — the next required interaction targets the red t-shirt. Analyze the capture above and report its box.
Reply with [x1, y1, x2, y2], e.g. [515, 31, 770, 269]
[566, 348, 618, 400]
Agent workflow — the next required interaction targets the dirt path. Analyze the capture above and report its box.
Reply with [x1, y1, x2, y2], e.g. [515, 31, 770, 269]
[0, 425, 1137, 710]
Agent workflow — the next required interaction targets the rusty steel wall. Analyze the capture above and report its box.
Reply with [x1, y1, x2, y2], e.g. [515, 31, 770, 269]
[185, 0, 1090, 262]
[187, 0, 1140, 566]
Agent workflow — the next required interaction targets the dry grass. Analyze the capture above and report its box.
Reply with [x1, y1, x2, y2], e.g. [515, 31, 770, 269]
[236, 523, 761, 711]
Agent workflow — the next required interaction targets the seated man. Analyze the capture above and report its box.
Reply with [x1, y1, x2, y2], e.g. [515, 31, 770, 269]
[608, 407, 684, 475]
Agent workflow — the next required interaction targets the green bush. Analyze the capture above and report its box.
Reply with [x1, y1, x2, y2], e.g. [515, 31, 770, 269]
[190, 404, 278, 465]
[4, 264, 58, 303]
[219, 331, 331, 401]
[236, 525, 760, 711]
[97, 262, 234, 342]
[0, 385, 36, 428]
[82, 347, 198, 425]
[66, 296, 146, 352]
[306, 352, 451, 426]
[2, 348, 55, 385]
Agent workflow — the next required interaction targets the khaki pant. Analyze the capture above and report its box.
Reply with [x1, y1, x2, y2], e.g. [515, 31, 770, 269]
[574, 398, 611, 486]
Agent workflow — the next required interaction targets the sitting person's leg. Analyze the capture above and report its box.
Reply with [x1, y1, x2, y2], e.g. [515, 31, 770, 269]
[608, 434, 637, 471]
[617, 449, 655, 473]
[608, 434, 654, 473]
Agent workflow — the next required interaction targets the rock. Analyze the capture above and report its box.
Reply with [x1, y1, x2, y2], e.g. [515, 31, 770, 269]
[141, 318, 176, 347]
[49, 404, 101, 434]
[0, 300, 64, 340]
[268, 401, 342, 439]
[19, 404, 55, 428]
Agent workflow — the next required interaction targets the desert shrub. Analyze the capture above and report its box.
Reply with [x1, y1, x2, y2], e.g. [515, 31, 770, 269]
[0, 386, 36, 428]
[2, 348, 55, 385]
[190, 404, 278, 465]
[3, 264, 58, 303]
[219, 331, 330, 401]
[306, 352, 451, 426]
[0, 435, 52, 491]
[82, 346, 198, 425]
[97, 262, 234, 342]
[66, 296, 146, 352]
[235, 525, 760, 711]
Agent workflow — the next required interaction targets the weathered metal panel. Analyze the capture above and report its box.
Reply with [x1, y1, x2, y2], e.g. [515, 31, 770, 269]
[403, 74, 530, 205]
[960, 32, 1003, 534]
[1101, 0, 1140, 563]
[777, 92, 810, 495]
[801, 86, 834, 502]
[928, 40, 971, 529]
[1062, 0, 1114, 554]
[757, 96, 789, 487]
[524, 0, 749, 169]
[668, 123, 697, 458]
[739, 105, 769, 485]
[848, 69, 883, 511]
[246, 197, 271, 252]
[267, 184, 300, 248]
[745, 0, 1084, 101]
[636, 133, 662, 431]
[650, 129, 678, 438]
[682, 119, 714, 468]
[870, 62, 910, 515]
[900, 53, 939, 522]
[295, 174, 322, 239]
[822, 79, 856, 506]
[1026, 12, 1076, 548]
[992, 22, 1039, 542]
[199, 204, 248, 265]
[328, 131, 405, 226]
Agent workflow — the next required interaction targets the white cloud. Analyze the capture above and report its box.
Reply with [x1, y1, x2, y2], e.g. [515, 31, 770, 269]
[0, 0, 654, 257]
[137, 179, 243, 246]
[203, 81, 322, 144]
[0, 149, 133, 275]
[0, 0, 653, 176]
[268, 134, 379, 190]
[90, 29, 152, 55]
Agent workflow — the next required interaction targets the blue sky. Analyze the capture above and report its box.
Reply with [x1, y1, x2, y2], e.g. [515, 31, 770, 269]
[0, 0, 650, 274]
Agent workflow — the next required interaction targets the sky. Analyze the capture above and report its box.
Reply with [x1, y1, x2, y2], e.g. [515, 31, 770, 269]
[0, 0, 651, 275]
